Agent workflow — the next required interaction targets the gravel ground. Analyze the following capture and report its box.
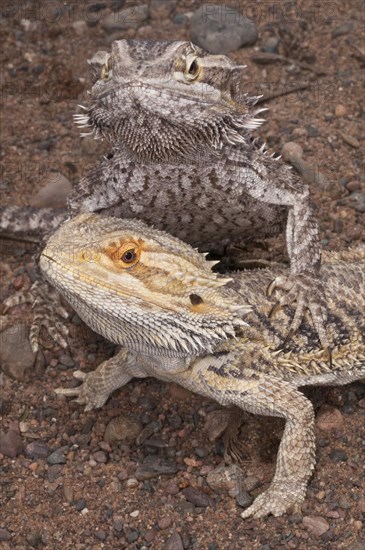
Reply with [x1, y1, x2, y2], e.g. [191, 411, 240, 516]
[0, 1, 364, 549]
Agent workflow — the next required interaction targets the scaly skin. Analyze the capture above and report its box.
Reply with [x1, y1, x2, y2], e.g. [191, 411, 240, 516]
[40, 213, 365, 519]
[2, 40, 329, 351]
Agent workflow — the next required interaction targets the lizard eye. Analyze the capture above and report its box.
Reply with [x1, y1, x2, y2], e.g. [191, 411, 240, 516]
[110, 242, 140, 268]
[122, 249, 136, 263]
[184, 55, 200, 81]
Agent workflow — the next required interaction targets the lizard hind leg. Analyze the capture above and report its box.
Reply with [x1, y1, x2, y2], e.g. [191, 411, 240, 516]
[194, 363, 316, 518]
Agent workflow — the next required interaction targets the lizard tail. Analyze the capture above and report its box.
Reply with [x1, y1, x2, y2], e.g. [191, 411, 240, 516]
[0, 206, 68, 240]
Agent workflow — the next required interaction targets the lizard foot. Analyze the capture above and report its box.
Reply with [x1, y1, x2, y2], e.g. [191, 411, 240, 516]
[3, 280, 69, 352]
[240, 481, 306, 519]
[267, 273, 331, 354]
[55, 370, 111, 411]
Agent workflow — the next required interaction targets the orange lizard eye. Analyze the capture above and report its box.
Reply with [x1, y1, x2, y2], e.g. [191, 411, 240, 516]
[121, 248, 136, 264]
[110, 241, 140, 268]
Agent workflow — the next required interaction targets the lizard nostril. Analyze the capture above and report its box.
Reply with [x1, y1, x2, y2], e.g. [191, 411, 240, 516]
[190, 294, 204, 305]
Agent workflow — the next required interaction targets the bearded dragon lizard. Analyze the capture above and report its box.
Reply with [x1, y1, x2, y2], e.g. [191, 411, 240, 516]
[39, 213, 365, 518]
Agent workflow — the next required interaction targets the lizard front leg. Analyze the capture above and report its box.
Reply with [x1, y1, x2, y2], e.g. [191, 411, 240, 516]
[55, 348, 134, 411]
[237, 156, 329, 352]
[176, 358, 316, 518]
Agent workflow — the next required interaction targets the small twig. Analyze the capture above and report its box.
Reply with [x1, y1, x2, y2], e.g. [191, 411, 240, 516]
[256, 82, 310, 104]
[0, 233, 41, 244]
[339, 131, 360, 149]
[251, 52, 326, 75]
[282, 143, 327, 187]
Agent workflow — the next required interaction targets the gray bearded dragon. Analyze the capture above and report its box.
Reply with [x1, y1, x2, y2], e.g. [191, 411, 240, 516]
[2, 40, 329, 354]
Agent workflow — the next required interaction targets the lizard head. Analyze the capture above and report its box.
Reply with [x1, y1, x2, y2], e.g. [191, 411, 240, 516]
[40, 214, 251, 357]
[74, 40, 266, 162]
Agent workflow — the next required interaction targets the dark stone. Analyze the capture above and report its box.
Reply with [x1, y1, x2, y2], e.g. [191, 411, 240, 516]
[236, 489, 253, 508]
[190, 4, 257, 54]
[47, 464, 63, 482]
[0, 430, 24, 457]
[25, 441, 49, 459]
[47, 445, 69, 465]
[329, 449, 348, 462]
[306, 125, 320, 137]
[74, 498, 86, 511]
[58, 353, 75, 368]
[168, 414, 182, 429]
[135, 455, 178, 481]
[163, 531, 184, 550]
[127, 530, 139, 543]
[95, 530, 107, 541]
[182, 487, 214, 507]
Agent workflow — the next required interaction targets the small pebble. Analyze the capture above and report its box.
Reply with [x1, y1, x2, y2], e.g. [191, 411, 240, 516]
[346, 181, 361, 192]
[58, 353, 75, 368]
[135, 455, 177, 481]
[338, 496, 352, 510]
[316, 406, 344, 431]
[95, 531, 107, 541]
[127, 530, 139, 543]
[112, 514, 124, 532]
[47, 464, 63, 482]
[74, 498, 86, 511]
[349, 191, 365, 213]
[163, 481, 180, 495]
[0, 430, 24, 457]
[182, 487, 214, 508]
[335, 104, 347, 117]
[130, 510, 139, 518]
[158, 516, 172, 530]
[93, 450, 107, 463]
[163, 531, 184, 550]
[104, 415, 142, 444]
[329, 449, 348, 462]
[302, 516, 330, 537]
[307, 125, 320, 137]
[47, 445, 69, 465]
[25, 441, 49, 459]
[282, 142, 303, 162]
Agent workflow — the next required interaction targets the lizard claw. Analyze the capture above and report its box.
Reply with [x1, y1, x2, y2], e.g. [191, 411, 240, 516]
[240, 481, 306, 519]
[55, 369, 111, 411]
[268, 301, 282, 319]
[266, 273, 331, 355]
